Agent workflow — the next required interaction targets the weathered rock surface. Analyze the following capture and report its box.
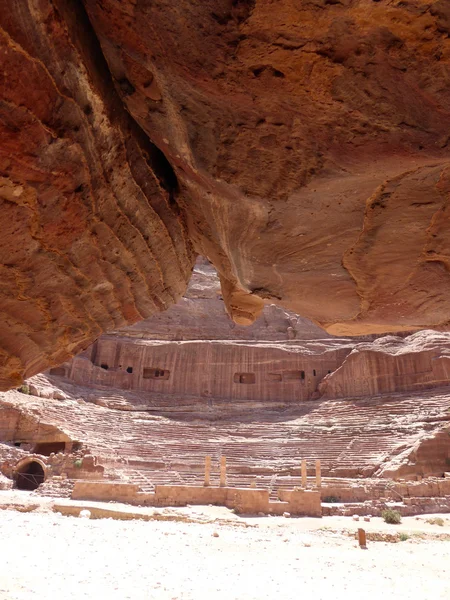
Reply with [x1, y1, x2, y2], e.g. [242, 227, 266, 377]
[2, 383, 450, 482]
[319, 330, 450, 398]
[50, 329, 450, 404]
[84, 0, 450, 335]
[123, 258, 336, 341]
[2, 1, 450, 388]
[44, 263, 450, 403]
[0, 0, 195, 389]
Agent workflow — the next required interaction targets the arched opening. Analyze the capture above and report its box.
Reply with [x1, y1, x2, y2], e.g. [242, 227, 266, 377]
[15, 460, 45, 491]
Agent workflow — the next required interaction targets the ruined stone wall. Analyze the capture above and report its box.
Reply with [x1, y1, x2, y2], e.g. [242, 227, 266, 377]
[71, 481, 322, 516]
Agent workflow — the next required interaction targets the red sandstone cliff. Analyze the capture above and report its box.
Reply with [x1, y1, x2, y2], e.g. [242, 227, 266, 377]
[319, 331, 450, 398]
[41, 262, 450, 403]
[120, 258, 336, 342]
[1, 1, 450, 389]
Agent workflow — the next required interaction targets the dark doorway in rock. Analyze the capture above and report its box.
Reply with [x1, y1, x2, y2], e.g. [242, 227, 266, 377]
[143, 368, 170, 380]
[16, 461, 45, 491]
[126, 366, 133, 374]
[33, 442, 66, 456]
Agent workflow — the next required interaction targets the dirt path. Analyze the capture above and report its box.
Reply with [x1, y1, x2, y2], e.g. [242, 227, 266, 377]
[0, 503, 449, 600]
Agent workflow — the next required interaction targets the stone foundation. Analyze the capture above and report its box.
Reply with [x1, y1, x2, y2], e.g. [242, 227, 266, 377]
[71, 481, 322, 517]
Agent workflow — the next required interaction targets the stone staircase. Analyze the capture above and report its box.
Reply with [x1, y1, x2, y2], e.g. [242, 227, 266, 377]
[4, 386, 450, 497]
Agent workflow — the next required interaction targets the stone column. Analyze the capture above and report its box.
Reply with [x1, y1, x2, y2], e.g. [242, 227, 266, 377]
[204, 455, 211, 487]
[219, 456, 227, 487]
[301, 459, 307, 488]
[358, 528, 367, 549]
[315, 459, 321, 488]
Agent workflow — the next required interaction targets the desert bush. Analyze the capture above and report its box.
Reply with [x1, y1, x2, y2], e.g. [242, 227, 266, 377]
[399, 533, 409, 542]
[17, 384, 30, 395]
[73, 458, 83, 468]
[426, 517, 444, 526]
[382, 509, 402, 524]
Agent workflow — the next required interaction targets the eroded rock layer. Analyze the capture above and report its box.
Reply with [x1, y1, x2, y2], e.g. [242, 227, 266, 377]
[2, 383, 450, 482]
[0, 0, 195, 389]
[2, 0, 450, 388]
[50, 330, 450, 403]
[122, 258, 337, 341]
[84, 0, 450, 334]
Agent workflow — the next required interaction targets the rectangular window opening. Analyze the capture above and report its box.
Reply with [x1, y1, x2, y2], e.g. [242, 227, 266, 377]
[143, 368, 170, 380]
[234, 372, 256, 384]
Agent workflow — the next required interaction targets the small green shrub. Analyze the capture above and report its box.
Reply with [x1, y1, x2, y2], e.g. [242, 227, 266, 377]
[399, 533, 409, 542]
[426, 517, 444, 526]
[322, 496, 340, 503]
[18, 384, 30, 395]
[73, 458, 83, 468]
[382, 509, 402, 524]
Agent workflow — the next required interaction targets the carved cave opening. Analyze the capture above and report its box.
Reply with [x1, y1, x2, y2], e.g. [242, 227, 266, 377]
[143, 368, 170, 380]
[234, 373, 256, 384]
[126, 366, 133, 374]
[100, 363, 109, 370]
[33, 442, 66, 456]
[15, 461, 45, 491]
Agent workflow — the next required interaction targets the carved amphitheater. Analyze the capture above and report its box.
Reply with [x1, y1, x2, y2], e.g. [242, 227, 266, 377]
[1, 261, 449, 518]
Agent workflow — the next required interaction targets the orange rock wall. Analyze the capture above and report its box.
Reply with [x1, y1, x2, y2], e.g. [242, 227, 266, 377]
[0, 0, 194, 390]
[2, 1, 450, 389]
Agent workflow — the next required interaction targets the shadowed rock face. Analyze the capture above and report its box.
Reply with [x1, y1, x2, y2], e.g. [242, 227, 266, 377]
[1, 0, 450, 388]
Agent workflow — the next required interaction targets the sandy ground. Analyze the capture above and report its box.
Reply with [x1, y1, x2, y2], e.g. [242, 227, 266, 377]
[0, 495, 449, 600]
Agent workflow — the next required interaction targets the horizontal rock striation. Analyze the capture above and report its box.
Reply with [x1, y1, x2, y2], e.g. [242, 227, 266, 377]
[60, 337, 351, 403]
[2, 383, 450, 481]
[2, 0, 450, 388]
[47, 326, 450, 404]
